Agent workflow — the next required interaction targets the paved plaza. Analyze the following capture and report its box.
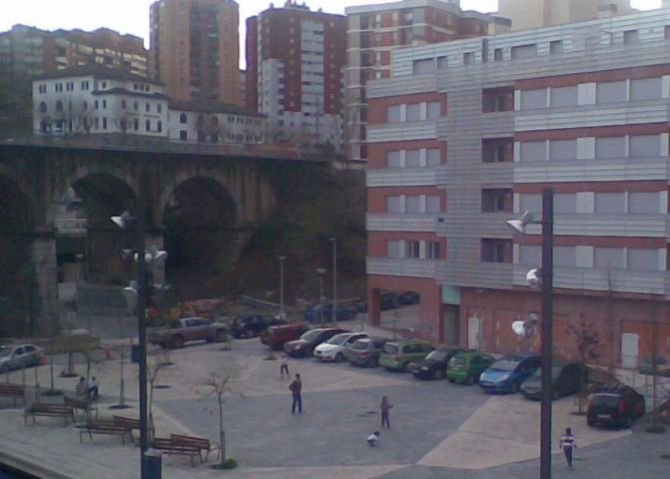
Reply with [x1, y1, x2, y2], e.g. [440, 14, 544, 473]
[0, 317, 668, 478]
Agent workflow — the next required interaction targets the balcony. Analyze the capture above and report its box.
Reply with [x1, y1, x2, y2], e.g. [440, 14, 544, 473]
[367, 213, 439, 232]
[366, 167, 441, 187]
[367, 121, 437, 143]
[522, 214, 668, 238]
[366, 256, 439, 279]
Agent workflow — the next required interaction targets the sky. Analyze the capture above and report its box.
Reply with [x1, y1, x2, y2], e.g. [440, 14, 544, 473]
[0, 0, 663, 68]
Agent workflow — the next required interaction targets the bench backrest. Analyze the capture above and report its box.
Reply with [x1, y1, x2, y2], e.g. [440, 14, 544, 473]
[113, 415, 140, 427]
[170, 434, 210, 449]
[30, 403, 71, 412]
[64, 397, 89, 408]
[0, 384, 24, 393]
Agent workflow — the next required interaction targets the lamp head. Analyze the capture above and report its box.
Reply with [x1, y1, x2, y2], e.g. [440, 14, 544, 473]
[512, 320, 526, 337]
[506, 211, 534, 234]
[110, 210, 135, 229]
[526, 268, 542, 288]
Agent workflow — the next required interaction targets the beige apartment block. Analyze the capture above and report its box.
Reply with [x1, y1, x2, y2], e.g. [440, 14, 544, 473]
[150, 0, 240, 105]
[499, 0, 637, 31]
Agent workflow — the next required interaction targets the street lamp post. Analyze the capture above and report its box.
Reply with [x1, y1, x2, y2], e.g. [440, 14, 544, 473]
[278, 256, 286, 319]
[329, 237, 337, 325]
[507, 187, 554, 479]
[316, 268, 326, 324]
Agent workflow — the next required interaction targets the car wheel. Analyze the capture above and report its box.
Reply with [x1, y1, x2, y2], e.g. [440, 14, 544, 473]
[335, 352, 344, 363]
[448, 377, 456, 384]
[305, 349, 313, 358]
[434, 369, 445, 380]
[0, 364, 8, 374]
[245, 329, 254, 339]
[215, 330, 229, 343]
[624, 414, 633, 429]
[465, 375, 475, 386]
[171, 335, 185, 349]
[401, 362, 410, 372]
[510, 381, 520, 394]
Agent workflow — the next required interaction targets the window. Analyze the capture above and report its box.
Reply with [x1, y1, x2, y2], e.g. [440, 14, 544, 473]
[627, 248, 659, 271]
[145, 103, 150, 112]
[102, 117, 107, 130]
[463, 52, 474, 65]
[595, 136, 625, 159]
[388, 241, 402, 258]
[145, 119, 151, 131]
[179, 113, 187, 124]
[134, 101, 138, 111]
[157, 121, 162, 133]
[406, 150, 420, 167]
[550, 86, 578, 107]
[38, 102, 47, 113]
[121, 100, 126, 109]
[157, 104, 162, 113]
[482, 138, 513, 163]
[481, 239, 512, 263]
[101, 82, 107, 89]
[549, 139, 577, 160]
[413, 58, 435, 74]
[406, 103, 420, 122]
[494, 48, 503, 61]
[426, 149, 441, 166]
[482, 87, 513, 113]
[511, 44, 537, 59]
[519, 194, 542, 214]
[406, 196, 421, 213]
[386, 196, 402, 213]
[83, 101, 88, 111]
[481, 189, 512, 213]
[596, 81, 626, 104]
[386, 151, 401, 168]
[426, 242, 440, 259]
[406, 241, 421, 258]
[520, 89, 547, 110]
[437, 56, 448, 70]
[629, 192, 659, 214]
[554, 193, 577, 214]
[427, 102, 441, 120]
[594, 247, 625, 269]
[629, 135, 660, 158]
[549, 40, 563, 54]
[554, 246, 576, 267]
[386, 105, 401, 123]
[426, 196, 440, 213]
[594, 192, 625, 213]
[623, 30, 639, 45]
[630, 77, 662, 100]
[102, 100, 107, 109]
[520, 141, 546, 162]
[133, 119, 139, 130]
[94, 100, 99, 110]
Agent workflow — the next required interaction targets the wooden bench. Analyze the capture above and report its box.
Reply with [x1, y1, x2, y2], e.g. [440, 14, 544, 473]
[152, 437, 201, 466]
[64, 396, 98, 420]
[171, 434, 219, 462]
[79, 420, 131, 445]
[24, 403, 74, 426]
[0, 383, 25, 407]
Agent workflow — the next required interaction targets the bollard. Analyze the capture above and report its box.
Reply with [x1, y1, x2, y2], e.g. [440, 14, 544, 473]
[143, 448, 162, 479]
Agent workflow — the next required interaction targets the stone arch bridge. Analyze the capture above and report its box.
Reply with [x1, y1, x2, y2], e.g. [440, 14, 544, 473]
[0, 139, 320, 333]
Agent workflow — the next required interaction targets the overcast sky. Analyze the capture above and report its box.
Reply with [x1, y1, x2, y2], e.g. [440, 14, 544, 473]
[0, 0, 663, 68]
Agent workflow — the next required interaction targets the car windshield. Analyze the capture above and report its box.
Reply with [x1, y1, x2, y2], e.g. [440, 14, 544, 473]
[301, 330, 323, 341]
[0, 347, 12, 357]
[327, 334, 350, 345]
[531, 366, 563, 379]
[383, 344, 399, 354]
[449, 356, 467, 367]
[425, 350, 447, 361]
[491, 359, 520, 371]
[592, 394, 620, 407]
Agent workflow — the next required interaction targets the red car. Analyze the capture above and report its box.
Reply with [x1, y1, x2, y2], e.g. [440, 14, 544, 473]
[261, 323, 310, 350]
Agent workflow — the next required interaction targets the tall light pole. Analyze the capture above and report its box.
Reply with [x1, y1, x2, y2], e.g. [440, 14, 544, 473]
[316, 268, 326, 324]
[278, 255, 286, 319]
[507, 187, 554, 479]
[329, 237, 337, 325]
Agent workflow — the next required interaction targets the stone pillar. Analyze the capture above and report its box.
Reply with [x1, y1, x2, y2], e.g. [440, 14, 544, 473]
[32, 230, 59, 335]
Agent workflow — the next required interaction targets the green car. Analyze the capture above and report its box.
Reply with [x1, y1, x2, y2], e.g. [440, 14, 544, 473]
[447, 350, 496, 385]
[379, 340, 434, 371]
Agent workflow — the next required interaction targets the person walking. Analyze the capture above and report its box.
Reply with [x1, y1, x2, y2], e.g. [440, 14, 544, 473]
[289, 373, 302, 414]
[380, 395, 392, 428]
[559, 427, 577, 468]
[280, 354, 289, 379]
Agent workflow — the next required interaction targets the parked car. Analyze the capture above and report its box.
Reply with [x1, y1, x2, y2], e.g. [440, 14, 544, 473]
[261, 322, 310, 351]
[479, 353, 541, 393]
[638, 357, 670, 377]
[397, 291, 420, 306]
[148, 317, 229, 349]
[408, 348, 463, 380]
[587, 384, 646, 428]
[284, 328, 348, 357]
[379, 340, 434, 371]
[304, 304, 357, 323]
[343, 337, 388, 367]
[314, 332, 368, 362]
[230, 315, 286, 339]
[0, 344, 44, 373]
[379, 291, 399, 311]
[521, 361, 586, 400]
[447, 350, 496, 385]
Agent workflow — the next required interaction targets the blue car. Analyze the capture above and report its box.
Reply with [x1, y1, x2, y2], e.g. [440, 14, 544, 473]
[479, 353, 541, 394]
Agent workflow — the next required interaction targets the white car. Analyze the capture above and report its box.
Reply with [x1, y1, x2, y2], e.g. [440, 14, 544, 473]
[0, 344, 44, 373]
[314, 332, 368, 362]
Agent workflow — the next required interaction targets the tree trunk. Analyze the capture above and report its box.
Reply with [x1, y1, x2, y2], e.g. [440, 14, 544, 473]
[220, 430, 226, 465]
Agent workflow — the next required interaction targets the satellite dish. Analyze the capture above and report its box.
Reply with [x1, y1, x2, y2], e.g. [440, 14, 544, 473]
[512, 320, 526, 337]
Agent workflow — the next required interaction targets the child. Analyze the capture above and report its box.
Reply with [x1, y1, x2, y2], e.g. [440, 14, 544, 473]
[280, 354, 289, 379]
[367, 431, 380, 447]
[559, 427, 577, 468]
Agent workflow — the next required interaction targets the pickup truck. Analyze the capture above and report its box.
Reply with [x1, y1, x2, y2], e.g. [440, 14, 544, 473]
[148, 317, 229, 349]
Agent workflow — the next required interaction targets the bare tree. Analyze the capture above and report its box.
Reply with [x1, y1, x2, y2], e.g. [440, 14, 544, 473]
[147, 358, 167, 441]
[567, 313, 600, 414]
[201, 373, 242, 469]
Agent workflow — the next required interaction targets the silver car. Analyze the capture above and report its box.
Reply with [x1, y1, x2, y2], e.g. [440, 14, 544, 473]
[0, 344, 44, 373]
